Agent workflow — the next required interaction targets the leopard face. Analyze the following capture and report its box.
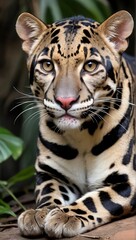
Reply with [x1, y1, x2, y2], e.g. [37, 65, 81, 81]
[16, 14, 132, 130]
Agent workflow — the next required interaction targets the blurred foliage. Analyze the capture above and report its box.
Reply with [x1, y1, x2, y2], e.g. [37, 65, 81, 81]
[39, 0, 111, 22]
[0, 166, 34, 216]
[0, 128, 26, 217]
[0, 127, 23, 163]
[0, 199, 16, 217]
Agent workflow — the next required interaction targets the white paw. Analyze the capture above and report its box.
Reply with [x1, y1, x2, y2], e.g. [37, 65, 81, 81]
[18, 208, 48, 237]
[44, 208, 83, 238]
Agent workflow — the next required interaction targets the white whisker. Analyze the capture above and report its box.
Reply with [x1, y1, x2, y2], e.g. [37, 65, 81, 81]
[11, 101, 36, 112]
[23, 110, 40, 125]
[14, 105, 40, 124]
[93, 106, 127, 131]
[89, 108, 108, 124]
[13, 86, 43, 101]
[95, 96, 136, 108]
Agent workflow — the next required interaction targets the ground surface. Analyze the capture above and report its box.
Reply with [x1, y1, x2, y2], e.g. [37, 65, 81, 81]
[0, 215, 136, 240]
[0, 193, 136, 240]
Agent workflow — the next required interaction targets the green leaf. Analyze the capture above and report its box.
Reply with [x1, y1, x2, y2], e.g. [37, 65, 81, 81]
[0, 127, 23, 162]
[0, 199, 16, 217]
[76, 0, 110, 22]
[8, 166, 35, 188]
[0, 199, 9, 207]
[40, 0, 62, 21]
[0, 180, 8, 186]
[0, 140, 12, 163]
[39, 0, 112, 29]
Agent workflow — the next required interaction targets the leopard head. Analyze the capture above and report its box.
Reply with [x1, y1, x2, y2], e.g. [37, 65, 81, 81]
[16, 11, 133, 130]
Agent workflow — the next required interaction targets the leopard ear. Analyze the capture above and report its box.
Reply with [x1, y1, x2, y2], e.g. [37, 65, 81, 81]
[98, 10, 134, 52]
[16, 12, 47, 53]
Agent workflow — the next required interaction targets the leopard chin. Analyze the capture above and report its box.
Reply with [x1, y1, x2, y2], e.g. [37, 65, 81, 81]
[54, 115, 82, 130]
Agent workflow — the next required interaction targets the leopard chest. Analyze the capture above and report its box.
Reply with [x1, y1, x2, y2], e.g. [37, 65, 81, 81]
[61, 127, 111, 190]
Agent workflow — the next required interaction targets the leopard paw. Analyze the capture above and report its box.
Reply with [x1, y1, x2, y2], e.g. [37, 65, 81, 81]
[44, 208, 84, 238]
[18, 207, 48, 237]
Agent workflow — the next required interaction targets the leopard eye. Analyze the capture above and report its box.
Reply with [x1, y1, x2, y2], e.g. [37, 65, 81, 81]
[41, 60, 54, 72]
[84, 61, 98, 73]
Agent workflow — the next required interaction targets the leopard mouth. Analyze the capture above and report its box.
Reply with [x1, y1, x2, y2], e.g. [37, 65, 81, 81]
[61, 114, 76, 119]
[59, 112, 80, 120]
[44, 97, 94, 121]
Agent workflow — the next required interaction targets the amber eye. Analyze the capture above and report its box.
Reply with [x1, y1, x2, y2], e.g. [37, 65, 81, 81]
[84, 61, 98, 73]
[41, 60, 54, 72]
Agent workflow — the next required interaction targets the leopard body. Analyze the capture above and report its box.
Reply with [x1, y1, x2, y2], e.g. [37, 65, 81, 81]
[16, 11, 136, 238]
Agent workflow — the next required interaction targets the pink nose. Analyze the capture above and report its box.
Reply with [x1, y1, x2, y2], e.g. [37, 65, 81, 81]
[56, 97, 77, 110]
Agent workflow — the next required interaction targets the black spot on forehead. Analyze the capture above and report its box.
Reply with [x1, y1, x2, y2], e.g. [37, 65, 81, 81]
[81, 37, 90, 44]
[51, 29, 60, 38]
[63, 24, 81, 37]
[83, 29, 91, 38]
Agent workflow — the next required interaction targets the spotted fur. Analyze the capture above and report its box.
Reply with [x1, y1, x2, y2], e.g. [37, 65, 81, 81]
[16, 11, 136, 238]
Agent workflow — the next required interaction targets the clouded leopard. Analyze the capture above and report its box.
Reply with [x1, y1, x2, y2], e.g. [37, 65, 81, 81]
[16, 10, 136, 238]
